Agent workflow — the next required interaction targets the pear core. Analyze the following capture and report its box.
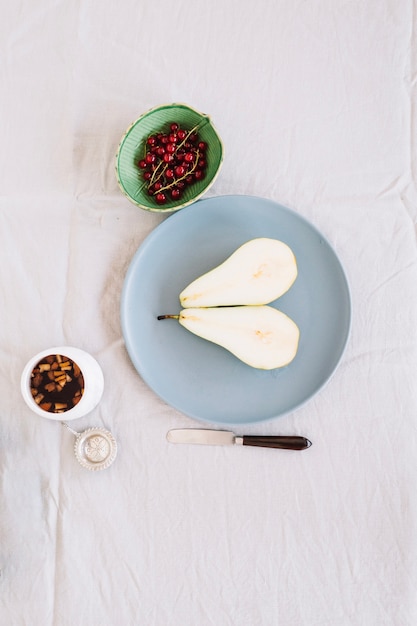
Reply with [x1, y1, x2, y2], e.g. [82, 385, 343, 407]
[180, 238, 297, 308]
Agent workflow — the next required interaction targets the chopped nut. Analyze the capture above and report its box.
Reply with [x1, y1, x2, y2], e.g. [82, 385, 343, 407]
[54, 403, 67, 410]
[32, 373, 42, 387]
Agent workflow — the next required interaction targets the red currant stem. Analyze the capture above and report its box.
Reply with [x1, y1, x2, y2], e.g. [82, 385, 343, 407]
[176, 122, 206, 151]
[148, 159, 167, 186]
[149, 162, 169, 187]
[155, 150, 200, 194]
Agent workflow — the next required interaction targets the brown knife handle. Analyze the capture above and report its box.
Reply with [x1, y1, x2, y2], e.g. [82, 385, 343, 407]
[242, 435, 312, 450]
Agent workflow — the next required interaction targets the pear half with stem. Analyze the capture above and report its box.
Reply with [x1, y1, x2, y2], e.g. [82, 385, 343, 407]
[157, 306, 300, 370]
[180, 238, 297, 308]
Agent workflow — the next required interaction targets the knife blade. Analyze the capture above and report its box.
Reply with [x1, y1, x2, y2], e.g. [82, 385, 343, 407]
[167, 429, 312, 450]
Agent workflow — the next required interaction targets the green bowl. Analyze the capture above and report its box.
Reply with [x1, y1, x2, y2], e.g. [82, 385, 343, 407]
[115, 103, 224, 213]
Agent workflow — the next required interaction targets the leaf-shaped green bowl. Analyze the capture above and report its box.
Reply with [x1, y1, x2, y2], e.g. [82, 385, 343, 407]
[115, 103, 224, 212]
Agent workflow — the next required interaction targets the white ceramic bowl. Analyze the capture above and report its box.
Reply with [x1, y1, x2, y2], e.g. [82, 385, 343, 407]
[21, 346, 104, 421]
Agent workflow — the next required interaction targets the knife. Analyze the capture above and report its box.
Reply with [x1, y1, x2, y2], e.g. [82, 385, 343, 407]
[167, 429, 312, 450]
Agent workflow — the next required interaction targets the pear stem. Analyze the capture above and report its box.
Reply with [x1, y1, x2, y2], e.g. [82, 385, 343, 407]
[157, 314, 179, 320]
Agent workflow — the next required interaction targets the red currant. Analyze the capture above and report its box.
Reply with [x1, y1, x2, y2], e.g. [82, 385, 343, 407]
[145, 153, 156, 164]
[155, 192, 167, 204]
[170, 123, 179, 131]
[177, 129, 186, 140]
[171, 187, 182, 200]
[174, 165, 185, 177]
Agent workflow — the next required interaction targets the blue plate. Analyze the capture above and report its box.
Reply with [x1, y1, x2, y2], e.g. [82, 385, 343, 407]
[121, 195, 351, 425]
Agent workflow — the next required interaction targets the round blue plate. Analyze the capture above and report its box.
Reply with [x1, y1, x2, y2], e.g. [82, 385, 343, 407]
[121, 195, 351, 425]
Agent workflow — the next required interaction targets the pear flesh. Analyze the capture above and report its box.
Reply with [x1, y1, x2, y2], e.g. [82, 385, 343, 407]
[180, 238, 297, 308]
[159, 306, 300, 370]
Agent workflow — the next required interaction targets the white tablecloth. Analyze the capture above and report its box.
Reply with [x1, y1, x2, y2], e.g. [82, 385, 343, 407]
[2, 2, 417, 624]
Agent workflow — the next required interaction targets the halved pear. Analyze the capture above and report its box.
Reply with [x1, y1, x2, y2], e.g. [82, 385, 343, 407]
[180, 238, 297, 308]
[158, 306, 300, 370]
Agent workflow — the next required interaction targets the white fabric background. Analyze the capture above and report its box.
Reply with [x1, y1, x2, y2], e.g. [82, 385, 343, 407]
[1, 1, 417, 624]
